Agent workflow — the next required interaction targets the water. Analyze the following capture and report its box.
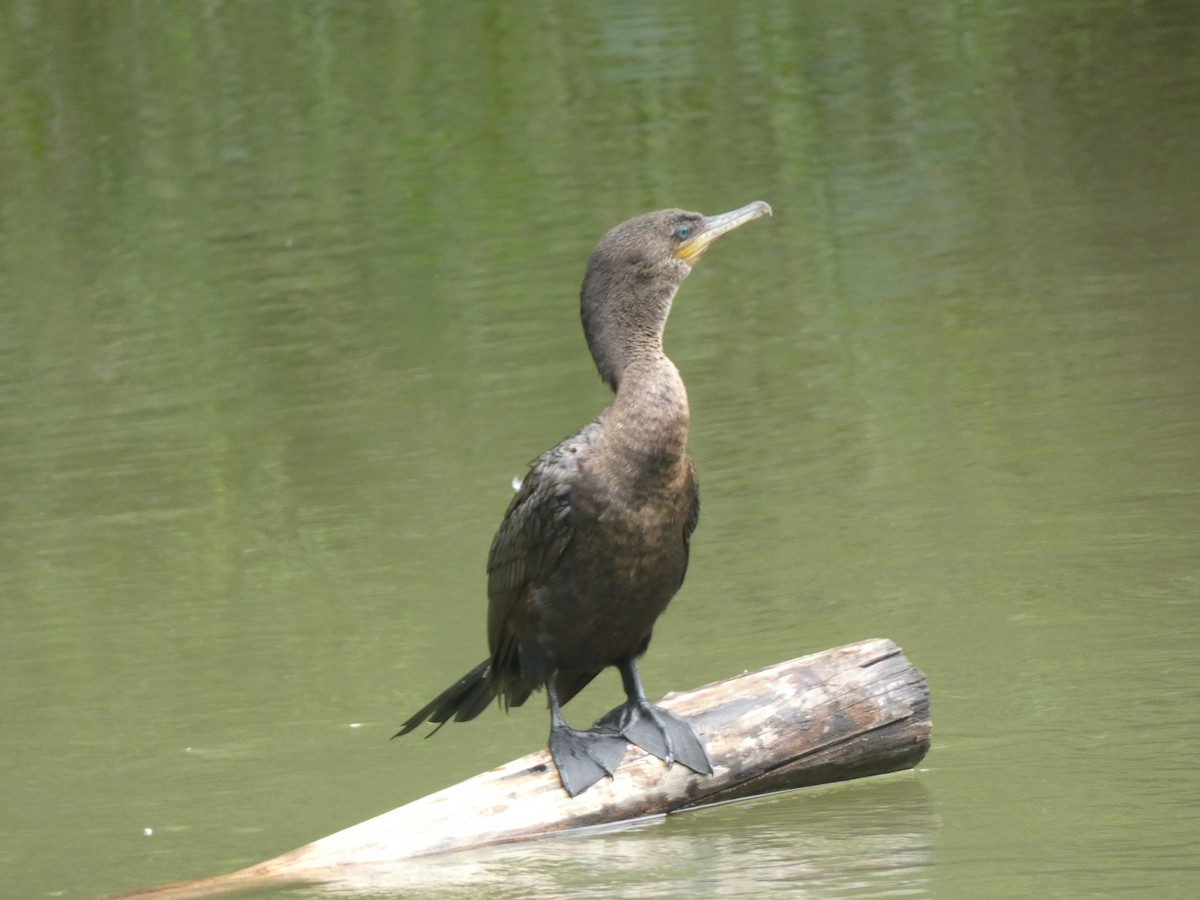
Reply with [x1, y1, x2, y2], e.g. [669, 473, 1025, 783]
[2, 2, 1198, 897]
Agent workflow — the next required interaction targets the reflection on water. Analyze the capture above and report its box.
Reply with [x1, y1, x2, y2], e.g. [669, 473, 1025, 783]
[2, 2, 1198, 898]
[302, 778, 934, 898]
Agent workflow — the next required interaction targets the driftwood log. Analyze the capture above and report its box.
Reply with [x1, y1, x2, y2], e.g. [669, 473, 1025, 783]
[112, 637, 930, 898]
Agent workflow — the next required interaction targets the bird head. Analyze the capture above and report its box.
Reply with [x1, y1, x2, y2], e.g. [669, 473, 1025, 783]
[580, 201, 772, 390]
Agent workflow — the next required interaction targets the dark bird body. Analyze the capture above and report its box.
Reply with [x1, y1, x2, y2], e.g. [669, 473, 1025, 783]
[396, 201, 771, 795]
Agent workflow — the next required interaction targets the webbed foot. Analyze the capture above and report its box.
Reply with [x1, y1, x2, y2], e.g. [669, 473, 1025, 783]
[597, 699, 713, 776]
[548, 724, 628, 797]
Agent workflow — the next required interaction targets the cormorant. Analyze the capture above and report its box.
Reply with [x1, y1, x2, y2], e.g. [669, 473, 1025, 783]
[395, 200, 772, 796]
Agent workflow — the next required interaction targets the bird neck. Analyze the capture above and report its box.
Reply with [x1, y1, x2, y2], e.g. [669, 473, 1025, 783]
[602, 353, 691, 481]
[582, 274, 681, 392]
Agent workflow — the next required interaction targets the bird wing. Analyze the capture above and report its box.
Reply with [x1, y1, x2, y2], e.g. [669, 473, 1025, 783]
[485, 420, 600, 688]
[684, 457, 700, 545]
[672, 456, 700, 593]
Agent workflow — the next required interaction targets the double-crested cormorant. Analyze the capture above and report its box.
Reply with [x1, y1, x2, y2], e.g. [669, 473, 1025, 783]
[396, 200, 772, 796]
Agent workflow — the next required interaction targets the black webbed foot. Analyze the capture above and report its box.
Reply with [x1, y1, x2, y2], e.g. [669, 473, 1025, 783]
[596, 699, 713, 776]
[548, 724, 628, 797]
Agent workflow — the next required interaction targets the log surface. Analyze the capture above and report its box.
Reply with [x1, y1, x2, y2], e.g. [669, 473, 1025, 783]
[111, 637, 930, 898]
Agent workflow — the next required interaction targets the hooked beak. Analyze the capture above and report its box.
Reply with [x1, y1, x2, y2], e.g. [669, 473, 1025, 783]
[676, 200, 772, 264]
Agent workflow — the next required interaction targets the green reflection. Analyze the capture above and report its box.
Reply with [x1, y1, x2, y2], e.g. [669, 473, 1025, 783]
[1, 2, 1198, 898]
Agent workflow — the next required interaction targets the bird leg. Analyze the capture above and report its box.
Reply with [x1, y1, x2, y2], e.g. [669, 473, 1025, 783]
[546, 679, 627, 797]
[596, 658, 713, 776]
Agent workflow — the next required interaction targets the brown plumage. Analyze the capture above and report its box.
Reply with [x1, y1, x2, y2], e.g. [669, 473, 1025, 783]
[396, 201, 772, 796]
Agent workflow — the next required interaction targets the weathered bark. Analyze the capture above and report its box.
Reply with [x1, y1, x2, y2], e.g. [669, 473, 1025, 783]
[111, 638, 930, 899]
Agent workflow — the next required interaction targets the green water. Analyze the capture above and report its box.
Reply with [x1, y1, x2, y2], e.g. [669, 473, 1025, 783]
[2, 2, 1198, 897]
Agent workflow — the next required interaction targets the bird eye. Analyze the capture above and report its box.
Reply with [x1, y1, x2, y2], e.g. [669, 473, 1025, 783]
[675, 225, 691, 240]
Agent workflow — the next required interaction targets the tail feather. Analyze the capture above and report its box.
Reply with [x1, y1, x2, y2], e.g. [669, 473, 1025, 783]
[453, 671, 497, 722]
[393, 660, 493, 738]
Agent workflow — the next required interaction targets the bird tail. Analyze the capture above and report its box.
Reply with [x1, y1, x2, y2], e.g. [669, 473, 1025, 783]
[392, 660, 496, 738]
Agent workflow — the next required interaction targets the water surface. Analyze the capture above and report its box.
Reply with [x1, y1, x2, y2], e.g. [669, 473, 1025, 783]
[2, 2, 1198, 897]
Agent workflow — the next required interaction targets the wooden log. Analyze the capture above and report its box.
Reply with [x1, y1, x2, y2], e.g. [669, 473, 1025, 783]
[110, 637, 930, 899]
